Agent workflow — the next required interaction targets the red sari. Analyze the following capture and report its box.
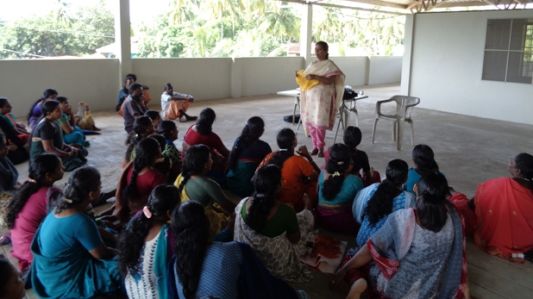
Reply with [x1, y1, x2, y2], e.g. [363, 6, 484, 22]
[474, 177, 533, 259]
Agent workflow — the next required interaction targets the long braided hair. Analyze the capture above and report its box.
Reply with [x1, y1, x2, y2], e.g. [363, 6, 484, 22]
[365, 159, 408, 225]
[322, 144, 352, 200]
[123, 137, 162, 202]
[6, 154, 62, 228]
[175, 144, 211, 200]
[412, 144, 439, 178]
[416, 173, 452, 232]
[118, 185, 180, 275]
[228, 116, 265, 170]
[269, 128, 295, 169]
[172, 202, 210, 299]
[246, 165, 281, 232]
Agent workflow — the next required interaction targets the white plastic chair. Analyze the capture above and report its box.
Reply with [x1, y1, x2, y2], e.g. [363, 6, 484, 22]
[371, 95, 420, 150]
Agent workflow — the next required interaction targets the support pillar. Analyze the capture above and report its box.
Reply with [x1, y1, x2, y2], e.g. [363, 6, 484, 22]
[300, 3, 313, 67]
[115, 0, 133, 87]
[400, 14, 415, 96]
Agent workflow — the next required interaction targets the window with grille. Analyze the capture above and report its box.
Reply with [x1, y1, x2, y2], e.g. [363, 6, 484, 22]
[482, 18, 533, 84]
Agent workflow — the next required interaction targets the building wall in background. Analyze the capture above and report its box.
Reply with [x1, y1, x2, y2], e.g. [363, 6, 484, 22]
[1, 56, 402, 117]
[132, 58, 232, 101]
[406, 10, 533, 125]
[0, 59, 119, 118]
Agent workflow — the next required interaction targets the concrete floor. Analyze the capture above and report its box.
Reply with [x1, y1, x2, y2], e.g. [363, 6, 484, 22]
[5, 84, 533, 298]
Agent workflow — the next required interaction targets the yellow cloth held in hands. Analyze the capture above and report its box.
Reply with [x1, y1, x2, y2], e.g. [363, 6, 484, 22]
[295, 70, 320, 91]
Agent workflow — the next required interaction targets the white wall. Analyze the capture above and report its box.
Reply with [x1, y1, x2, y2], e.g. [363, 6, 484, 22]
[369, 56, 402, 85]
[330, 56, 369, 87]
[232, 57, 305, 97]
[407, 10, 533, 125]
[132, 58, 232, 100]
[0, 59, 119, 118]
[2, 56, 402, 116]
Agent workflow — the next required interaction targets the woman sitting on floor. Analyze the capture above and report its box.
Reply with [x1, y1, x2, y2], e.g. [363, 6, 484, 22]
[119, 185, 180, 299]
[474, 152, 533, 262]
[56, 96, 88, 147]
[405, 144, 442, 194]
[338, 173, 468, 299]
[31, 167, 122, 298]
[234, 165, 314, 283]
[257, 128, 319, 212]
[317, 144, 363, 234]
[29, 100, 86, 172]
[173, 202, 304, 299]
[226, 116, 272, 198]
[353, 159, 414, 248]
[182, 108, 229, 184]
[343, 126, 380, 186]
[161, 83, 197, 122]
[7, 154, 63, 272]
[0, 98, 29, 164]
[0, 133, 19, 192]
[124, 116, 155, 164]
[27, 89, 58, 130]
[115, 137, 166, 223]
[174, 144, 235, 240]
[0, 97, 30, 143]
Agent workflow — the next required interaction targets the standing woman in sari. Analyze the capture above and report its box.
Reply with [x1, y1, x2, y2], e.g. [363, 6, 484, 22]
[297, 41, 345, 157]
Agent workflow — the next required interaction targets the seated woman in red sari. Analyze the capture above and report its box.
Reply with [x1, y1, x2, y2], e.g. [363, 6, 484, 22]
[115, 137, 166, 224]
[183, 108, 229, 184]
[474, 152, 533, 262]
[257, 128, 320, 212]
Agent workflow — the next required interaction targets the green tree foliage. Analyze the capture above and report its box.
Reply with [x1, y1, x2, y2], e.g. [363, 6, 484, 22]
[136, 0, 300, 58]
[313, 7, 405, 56]
[0, 1, 114, 59]
[135, 1, 404, 58]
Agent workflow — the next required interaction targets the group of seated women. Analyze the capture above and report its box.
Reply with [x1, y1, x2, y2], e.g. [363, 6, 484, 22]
[1, 101, 532, 299]
[0, 88, 100, 175]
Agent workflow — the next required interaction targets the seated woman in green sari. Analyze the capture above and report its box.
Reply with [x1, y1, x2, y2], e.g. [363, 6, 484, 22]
[174, 144, 235, 240]
[31, 167, 123, 298]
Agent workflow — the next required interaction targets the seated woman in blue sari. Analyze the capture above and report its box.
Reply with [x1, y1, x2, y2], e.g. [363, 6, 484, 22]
[118, 185, 180, 299]
[56, 97, 88, 147]
[31, 167, 123, 298]
[172, 201, 306, 299]
[352, 159, 414, 248]
[226, 116, 271, 198]
[317, 144, 363, 234]
[339, 173, 468, 299]
[405, 144, 444, 194]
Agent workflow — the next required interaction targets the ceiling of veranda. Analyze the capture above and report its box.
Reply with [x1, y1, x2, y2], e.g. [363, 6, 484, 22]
[285, 0, 533, 15]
